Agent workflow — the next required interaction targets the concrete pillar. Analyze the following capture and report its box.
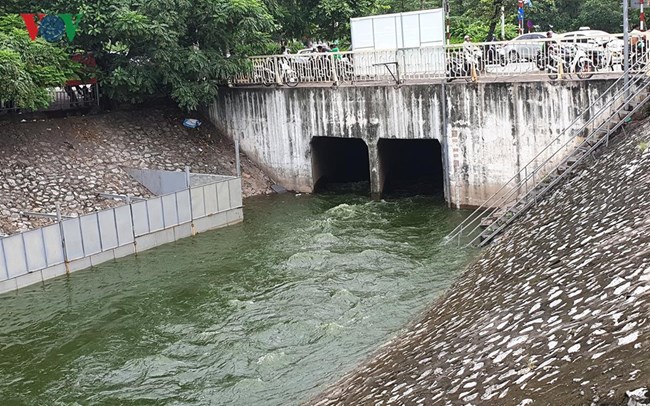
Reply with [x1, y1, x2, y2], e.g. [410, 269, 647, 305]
[367, 141, 381, 198]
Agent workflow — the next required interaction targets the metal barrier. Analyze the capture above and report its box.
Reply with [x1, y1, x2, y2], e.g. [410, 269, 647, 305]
[233, 33, 646, 86]
[0, 83, 99, 114]
[0, 174, 243, 295]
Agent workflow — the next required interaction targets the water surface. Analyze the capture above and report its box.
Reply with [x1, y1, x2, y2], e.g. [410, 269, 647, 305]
[0, 193, 475, 405]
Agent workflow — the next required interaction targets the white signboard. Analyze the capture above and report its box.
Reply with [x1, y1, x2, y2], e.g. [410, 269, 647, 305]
[350, 9, 445, 51]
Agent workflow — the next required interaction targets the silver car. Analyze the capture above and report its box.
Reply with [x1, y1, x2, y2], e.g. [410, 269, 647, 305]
[559, 29, 622, 69]
[498, 32, 546, 65]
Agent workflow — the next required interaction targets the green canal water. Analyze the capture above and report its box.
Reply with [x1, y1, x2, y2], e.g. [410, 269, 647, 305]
[0, 193, 475, 405]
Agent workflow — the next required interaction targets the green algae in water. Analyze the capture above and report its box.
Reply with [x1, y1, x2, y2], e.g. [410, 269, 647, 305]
[0, 193, 476, 405]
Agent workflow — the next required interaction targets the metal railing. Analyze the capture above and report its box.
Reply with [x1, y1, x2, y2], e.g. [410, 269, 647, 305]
[444, 51, 650, 247]
[232, 33, 644, 86]
[0, 83, 99, 114]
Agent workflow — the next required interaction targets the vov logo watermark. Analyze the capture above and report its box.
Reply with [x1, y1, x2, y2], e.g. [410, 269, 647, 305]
[20, 13, 83, 42]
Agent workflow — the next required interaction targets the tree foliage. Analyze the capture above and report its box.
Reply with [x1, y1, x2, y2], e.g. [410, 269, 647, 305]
[0, 0, 640, 111]
[0, 15, 77, 110]
[2, 0, 275, 111]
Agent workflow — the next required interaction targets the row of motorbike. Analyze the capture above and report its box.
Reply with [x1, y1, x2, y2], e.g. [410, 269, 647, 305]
[254, 54, 355, 87]
[447, 42, 645, 81]
[254, 42, 647, 85]
[446, 43, 605, 81]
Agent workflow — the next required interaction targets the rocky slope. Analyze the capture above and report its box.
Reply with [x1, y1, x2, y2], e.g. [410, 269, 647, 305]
[310, 119, 650, 405]
[0, 107, 274, 236]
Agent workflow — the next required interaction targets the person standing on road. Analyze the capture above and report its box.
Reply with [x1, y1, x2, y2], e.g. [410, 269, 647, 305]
[462, 35, 480, 60]
[543, 31, 558, 68]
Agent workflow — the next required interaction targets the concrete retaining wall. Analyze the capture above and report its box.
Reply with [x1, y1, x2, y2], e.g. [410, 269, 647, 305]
[0, 176, 243, 296]
[208, 79, 622, 207]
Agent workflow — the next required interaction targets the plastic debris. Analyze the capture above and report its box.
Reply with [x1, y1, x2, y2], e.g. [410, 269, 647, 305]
[627, 388, 649, 406]
[182, 118, 202, 128]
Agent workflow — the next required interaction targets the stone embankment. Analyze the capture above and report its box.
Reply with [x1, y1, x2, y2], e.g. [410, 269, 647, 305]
[0, 107, 273, 236]
[310, 119, 650, 404]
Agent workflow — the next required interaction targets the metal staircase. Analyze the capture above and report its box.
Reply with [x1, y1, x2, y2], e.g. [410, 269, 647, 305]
[445, 57, 650, 248]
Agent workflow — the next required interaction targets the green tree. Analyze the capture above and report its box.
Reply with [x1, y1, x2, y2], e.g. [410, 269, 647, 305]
[3, 0, 275, 111]
[0, 15, 77, 110]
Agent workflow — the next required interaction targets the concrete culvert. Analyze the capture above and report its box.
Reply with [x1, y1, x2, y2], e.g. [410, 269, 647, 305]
[378, 138, 444, 197]
[311, 137, 370, 194]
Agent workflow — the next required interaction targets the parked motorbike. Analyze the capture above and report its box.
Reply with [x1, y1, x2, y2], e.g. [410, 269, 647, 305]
[446, 46, 485, 82]
[546, 44, 594, 80]
[256, 57, 299, 87]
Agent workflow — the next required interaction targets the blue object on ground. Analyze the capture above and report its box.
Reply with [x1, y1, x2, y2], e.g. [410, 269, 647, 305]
[183, 118, 202, 128]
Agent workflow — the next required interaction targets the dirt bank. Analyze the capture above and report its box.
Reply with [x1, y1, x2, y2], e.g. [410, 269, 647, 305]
[0, 107, 274, 235]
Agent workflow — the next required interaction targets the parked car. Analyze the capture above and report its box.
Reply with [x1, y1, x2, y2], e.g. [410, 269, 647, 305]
[498, 32, 547, 65]
[558, 28, 622, 69]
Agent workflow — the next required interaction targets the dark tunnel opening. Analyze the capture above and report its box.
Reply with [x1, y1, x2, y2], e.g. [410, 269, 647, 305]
[378, 139, 444, 197]
[311, 137, 370, 194]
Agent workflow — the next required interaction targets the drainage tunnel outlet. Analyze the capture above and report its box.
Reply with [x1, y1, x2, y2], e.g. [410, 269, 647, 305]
[311, 137, 371, 194]
[378, 139, 444, 197]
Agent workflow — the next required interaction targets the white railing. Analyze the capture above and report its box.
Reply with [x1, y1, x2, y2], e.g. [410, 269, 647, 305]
[232, 33, 647, 86]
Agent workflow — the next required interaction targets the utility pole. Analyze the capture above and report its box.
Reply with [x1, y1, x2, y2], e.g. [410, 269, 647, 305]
[624, 0, 630, 90]
[501, 6, 505, 40]
[444, 0, 450, 44]
[517, 0, 524, 35]
[641, 0, 646, 30]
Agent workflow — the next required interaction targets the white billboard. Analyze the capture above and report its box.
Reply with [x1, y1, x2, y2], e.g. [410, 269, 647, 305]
[350, 9, 445, 51]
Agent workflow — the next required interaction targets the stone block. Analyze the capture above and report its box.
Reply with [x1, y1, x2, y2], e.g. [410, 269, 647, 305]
[226, 208, 244, 225]
[135, 233, 157, 252]
[40, 264, 68, 282]
[174, 223, 193, 241]
[15, 271, 43, 292]
[194, 212, 228, 233]
[67, 257, 92, 273]
[0, 278, 16, 296]
[113, 244, 135, 260]
[90, 250, 115, 267]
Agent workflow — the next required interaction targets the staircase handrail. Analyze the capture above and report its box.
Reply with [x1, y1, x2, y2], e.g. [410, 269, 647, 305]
[471, 85, 650, 247]
[444, 53, 650, 245]
[459, 70, 648, 242]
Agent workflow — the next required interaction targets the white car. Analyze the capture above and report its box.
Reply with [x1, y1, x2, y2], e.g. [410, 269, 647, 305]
[498, 32, 547, 65]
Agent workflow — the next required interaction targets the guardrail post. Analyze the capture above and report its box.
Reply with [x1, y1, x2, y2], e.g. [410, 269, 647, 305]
[55, 203, 70, 274]
[524, 167, 529, 195]
[532, 169, 537, 205]
[330, 53, 339, 86]
[273, 56, 282, 85]
[235, 138, 241, 177]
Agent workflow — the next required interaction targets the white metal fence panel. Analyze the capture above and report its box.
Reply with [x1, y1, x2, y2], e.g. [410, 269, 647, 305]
[147, 197, 164, 232]
[22, 229, 47, 272]
[0, 240, 7, 279]
[62, 218, 84, 261]
[131, 201, 150, 237]
[114, 205, 134, 245]
[229, 178, 243, 208]
[97, 210, 119, 250]
[3, 234, 28, 278]
[0, 174, 242, 290]
[203, 183, 219, 215]
[191, 187, 206, 219]
[42, 224, 64, 266]
[176, 190, 192, 224]
[80, 213, 102, 256]
[161, 194, 178, 227]
[217, 182, 231, 212]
